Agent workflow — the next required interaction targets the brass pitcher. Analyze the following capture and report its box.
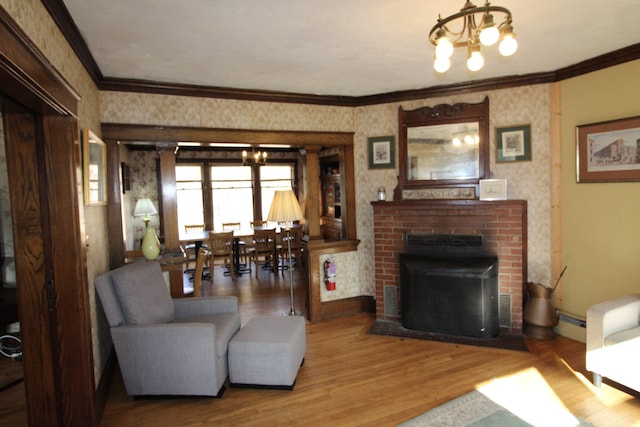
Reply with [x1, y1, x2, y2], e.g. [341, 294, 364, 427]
[523, 282, 558, 340]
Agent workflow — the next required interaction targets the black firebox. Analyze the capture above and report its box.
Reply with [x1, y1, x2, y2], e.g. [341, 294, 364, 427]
[400, 234, 499, 338]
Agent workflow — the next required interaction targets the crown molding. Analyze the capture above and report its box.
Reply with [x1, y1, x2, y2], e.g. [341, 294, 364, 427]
[42, 0, 640, 107]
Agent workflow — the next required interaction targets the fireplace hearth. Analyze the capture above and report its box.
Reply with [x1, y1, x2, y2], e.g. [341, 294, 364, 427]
[400, 251, 499, 338]
[372, 199, 527, 334]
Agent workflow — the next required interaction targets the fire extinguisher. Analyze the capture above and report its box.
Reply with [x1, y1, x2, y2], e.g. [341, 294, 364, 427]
[324, 259, 336, 291]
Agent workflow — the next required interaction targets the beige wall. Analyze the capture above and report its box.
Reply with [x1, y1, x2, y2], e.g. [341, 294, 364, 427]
[557, 59, 640, 341]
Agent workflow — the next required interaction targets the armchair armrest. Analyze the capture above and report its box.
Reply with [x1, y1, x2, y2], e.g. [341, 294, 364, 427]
[173, 296, 238, 319]
[587, 294, 640, 353]
[111, 323, 221, 396]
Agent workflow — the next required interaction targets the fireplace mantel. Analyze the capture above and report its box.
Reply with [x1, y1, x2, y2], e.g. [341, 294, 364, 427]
[372, 199, 527, 333]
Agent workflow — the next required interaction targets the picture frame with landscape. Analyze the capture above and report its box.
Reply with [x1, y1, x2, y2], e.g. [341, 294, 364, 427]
[576, 115, 640, 183]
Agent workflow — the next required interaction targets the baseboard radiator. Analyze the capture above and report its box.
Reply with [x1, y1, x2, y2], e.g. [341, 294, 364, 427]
[558, 311, 586, 328]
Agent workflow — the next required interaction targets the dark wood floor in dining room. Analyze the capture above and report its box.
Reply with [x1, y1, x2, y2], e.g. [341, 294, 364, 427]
[3, 264, 640, 426]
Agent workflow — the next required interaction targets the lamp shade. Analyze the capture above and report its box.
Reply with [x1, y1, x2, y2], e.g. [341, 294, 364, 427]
[133, 198, 158, 219]
[267, 190, 303, 224]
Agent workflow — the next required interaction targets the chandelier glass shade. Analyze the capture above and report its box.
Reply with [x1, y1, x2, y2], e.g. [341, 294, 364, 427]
[429, 1, 517, 73]
[241, 148, 268, 166]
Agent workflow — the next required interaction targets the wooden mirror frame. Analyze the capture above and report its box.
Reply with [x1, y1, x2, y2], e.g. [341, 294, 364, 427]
[395, 96, 490, 200]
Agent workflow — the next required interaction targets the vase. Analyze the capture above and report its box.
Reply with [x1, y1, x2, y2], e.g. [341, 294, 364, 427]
[523, 282, 559, 340]
[141, 226, 160, 260]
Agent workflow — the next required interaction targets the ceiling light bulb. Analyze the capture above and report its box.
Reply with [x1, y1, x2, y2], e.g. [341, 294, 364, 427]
[467, 50, 484, 72]
[499, 33, 518, 56]
[435, 36, 454, 59]
[464, 134, 475, 144]
[452, 137, 462, 146]
[479, 26, 499, 46]
[479, 12, 499, 46]
[434, 56, 451, 73]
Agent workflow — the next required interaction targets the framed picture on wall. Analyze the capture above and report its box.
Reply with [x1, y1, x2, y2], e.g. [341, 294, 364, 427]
[368, 136, 395, 169]
[496, 124, 531, 162]
[577, 115, 640, 182]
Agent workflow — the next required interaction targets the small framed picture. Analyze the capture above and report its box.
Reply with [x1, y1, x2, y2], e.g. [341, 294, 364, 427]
[479, 179, 507, 201]
[368, 136, 395, 169]
[496, 124, 531, 162]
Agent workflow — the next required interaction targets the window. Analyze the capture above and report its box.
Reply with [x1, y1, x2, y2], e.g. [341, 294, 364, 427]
[210, 166, 253, 231]
[176, 161, 295, 232]
[176, 165, 204, 232]
[260, 165, 295, 221]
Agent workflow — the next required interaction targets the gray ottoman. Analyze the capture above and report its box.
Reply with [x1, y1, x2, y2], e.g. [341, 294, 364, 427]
[229, 315, 306, 389]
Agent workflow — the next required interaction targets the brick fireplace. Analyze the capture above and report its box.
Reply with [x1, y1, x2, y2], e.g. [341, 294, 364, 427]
[372, 199, 527, 333]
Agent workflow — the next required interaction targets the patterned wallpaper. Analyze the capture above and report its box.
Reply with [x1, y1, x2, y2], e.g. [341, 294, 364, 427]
[104, 85, 553, 303]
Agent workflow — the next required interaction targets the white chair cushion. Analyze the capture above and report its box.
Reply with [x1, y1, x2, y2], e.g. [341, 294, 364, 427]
[605, 325, 640, 346]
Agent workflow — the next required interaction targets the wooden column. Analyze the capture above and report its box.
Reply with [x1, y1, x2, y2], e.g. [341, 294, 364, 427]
[105, 139, 125, 269]
[302, 146, 322, 239]
[156, 142, 184, 297]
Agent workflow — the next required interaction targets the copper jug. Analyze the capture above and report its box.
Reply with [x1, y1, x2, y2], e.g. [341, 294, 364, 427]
[523, 282, 558, 340]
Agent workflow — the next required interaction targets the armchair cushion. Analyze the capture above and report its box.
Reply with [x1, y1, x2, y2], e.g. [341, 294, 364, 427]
[173, 312, 241, 358]
[605, 325, 640, 346]
[111, 261, 175, 325]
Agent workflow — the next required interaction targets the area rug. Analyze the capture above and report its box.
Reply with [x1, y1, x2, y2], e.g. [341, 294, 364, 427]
[397, 368, 594, 427]
[368, 320, 529, 352]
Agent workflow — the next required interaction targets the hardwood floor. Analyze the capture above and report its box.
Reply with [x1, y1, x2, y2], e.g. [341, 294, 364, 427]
[100, 266, 640, 427]
[3, 264, 640, 426]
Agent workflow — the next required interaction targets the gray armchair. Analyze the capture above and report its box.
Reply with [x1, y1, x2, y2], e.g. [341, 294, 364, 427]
[95, 261, 240, 397]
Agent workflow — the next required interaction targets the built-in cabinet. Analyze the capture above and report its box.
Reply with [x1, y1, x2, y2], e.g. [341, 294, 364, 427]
[320, 151, 344, 240]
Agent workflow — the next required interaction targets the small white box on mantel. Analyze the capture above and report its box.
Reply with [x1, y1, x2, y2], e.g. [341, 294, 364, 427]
[479, 179, 507, 201]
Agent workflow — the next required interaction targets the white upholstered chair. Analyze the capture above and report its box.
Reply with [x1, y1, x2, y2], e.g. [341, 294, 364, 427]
[586, 294, 640, 392]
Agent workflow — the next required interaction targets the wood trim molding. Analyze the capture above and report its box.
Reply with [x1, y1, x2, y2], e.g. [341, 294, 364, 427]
[0, 6, 79, 116]
[101, 123, 354, 147]
[38, 0, 640, 107]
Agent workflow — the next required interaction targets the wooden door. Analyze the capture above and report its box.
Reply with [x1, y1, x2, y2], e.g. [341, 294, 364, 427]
[2, 97, 96, 426]
[0, 8, 98, 424]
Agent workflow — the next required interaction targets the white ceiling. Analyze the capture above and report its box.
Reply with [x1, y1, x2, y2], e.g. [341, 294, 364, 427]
[62, 0, 640, 97]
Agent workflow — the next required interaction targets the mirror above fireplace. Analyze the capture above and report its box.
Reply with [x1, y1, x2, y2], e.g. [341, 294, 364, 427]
[395, 97, 490, 200]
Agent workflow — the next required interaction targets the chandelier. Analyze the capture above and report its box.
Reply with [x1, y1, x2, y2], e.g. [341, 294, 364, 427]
[429, 1, 517, 73]
[241, 148, 268, 166]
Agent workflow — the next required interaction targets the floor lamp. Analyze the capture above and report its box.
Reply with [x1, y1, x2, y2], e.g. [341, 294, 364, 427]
[267, 190, 303, 316]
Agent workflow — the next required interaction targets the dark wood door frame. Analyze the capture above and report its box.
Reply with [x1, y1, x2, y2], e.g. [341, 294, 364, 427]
[0, 7, 97, 426]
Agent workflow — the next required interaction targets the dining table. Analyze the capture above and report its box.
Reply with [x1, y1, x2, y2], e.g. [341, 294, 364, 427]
[179, 230, 262, 276]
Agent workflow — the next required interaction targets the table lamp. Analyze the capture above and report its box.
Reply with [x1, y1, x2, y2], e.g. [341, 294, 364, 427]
[134, 198, 160, 260]
[267, 190, 303, 316]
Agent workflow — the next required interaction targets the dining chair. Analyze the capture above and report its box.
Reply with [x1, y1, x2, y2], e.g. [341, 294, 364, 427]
[193, 247, 211, 297]
[279, 226, 304, 274]
[207, 231, 235, 278]
[247, 228, 276, 276]
[222, 222, 241, 231]
[250, 220, 267, 228]
[182, 224, 207, 270]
